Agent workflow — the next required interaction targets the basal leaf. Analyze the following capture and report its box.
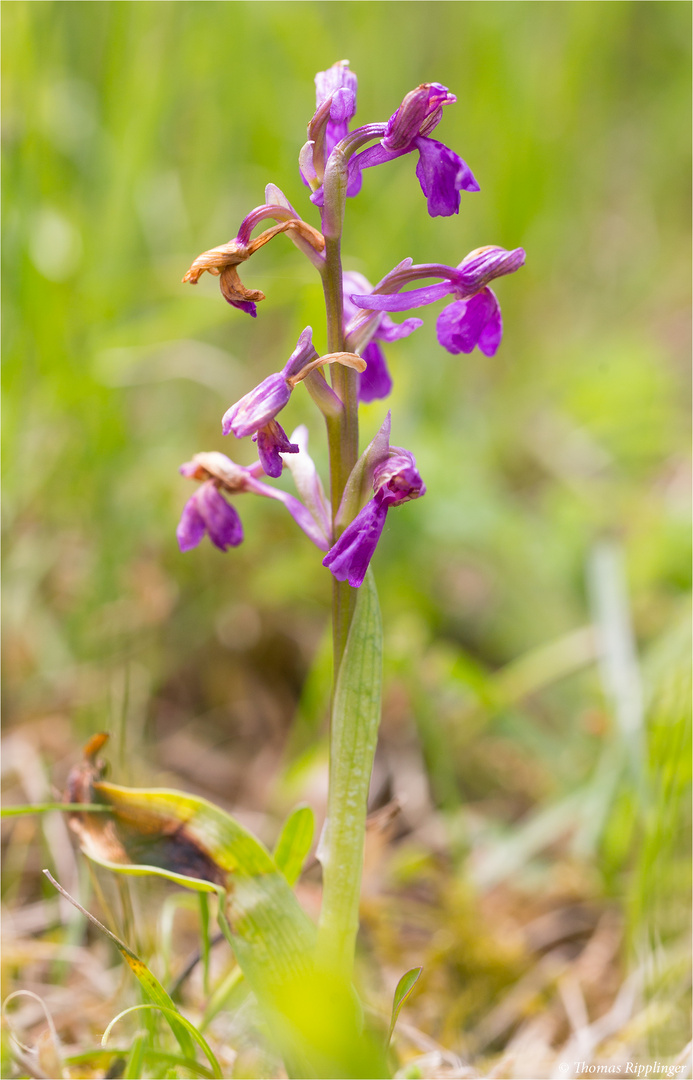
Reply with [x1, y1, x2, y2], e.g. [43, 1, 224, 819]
[318, 567, 383, 976]
[64, 738, 316, 1004]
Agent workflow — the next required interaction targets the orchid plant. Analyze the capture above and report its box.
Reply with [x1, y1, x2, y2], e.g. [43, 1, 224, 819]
[58, 61, 524, 1077]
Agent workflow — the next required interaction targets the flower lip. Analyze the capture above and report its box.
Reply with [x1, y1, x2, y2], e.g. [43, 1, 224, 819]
[436, 288, 503, 357]
[177, 481, 244, 553]
[254, 419, 299, 479]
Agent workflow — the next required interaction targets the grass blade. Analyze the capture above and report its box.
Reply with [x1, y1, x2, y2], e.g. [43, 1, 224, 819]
[43, 870, 197, 1061]
[1, 804, 112, 817]
[101, 1005, 222, 1079]
[123, 1031, 147, 1079]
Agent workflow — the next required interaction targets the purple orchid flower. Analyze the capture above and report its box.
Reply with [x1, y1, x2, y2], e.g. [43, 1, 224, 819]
[311, 81, 478, 217]
[323, 414, 425, 588]
[315, 60, 358, 162]
[355, 83, 479, 217]
[349, 246, 525, 357]
[300, 61, 358, 190]
[221, 328, 315, 477]
[183, 194, 325, 317]
[222, 327, 366, 477]
[342, 271, 423, 402]
[177, 450, 331, 555]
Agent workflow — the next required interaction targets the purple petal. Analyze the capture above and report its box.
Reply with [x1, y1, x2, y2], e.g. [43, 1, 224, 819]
[227, 297, 258, 318]
[176, 491, 207, 552]
[342, 271, 373, 325]
[383, 83, 456, 152]
[222, 373, 291, 438]
[352, 142, 404, 172]
[254, 420, 299, 479]
[323, 498, 389, 588]
[281, 326, 317, 380]
[436, 288, 500, 355]
[376, 314, 424, 343]
[455, 246, 525, 293]
[315, 61, 358, 110]
[351, 281, 453, 312]
[345, 155, 364, 197]
[358, 343, 393, 403]
[196, 482, 244, 551]
[476, 289, 503, 356]
[414, 137, 479, 217]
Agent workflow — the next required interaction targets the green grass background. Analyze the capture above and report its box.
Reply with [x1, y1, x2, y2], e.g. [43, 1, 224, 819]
[3, 0, 691, 1062]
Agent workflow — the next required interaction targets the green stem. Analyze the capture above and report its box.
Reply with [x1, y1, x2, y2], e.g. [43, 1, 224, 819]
[317, 157, 383, 986]
[321, 234, 359, 673]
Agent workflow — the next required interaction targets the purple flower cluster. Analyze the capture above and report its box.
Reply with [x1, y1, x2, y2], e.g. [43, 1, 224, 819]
[177, 61, 524, 588]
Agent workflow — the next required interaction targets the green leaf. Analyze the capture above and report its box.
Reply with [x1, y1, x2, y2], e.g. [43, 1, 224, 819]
[73, 782, 317, 999]
[273, 805, 315, 886]
[63, 743, 318, 1030]
[101, 1005, 222, 1079]
[387, 967, 422, 1044]
[318, 567, 383, 977]
[43, 870, 198, 1062]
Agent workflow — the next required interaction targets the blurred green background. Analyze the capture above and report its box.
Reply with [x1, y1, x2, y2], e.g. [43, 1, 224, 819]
[2, 0, 691, 1068]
